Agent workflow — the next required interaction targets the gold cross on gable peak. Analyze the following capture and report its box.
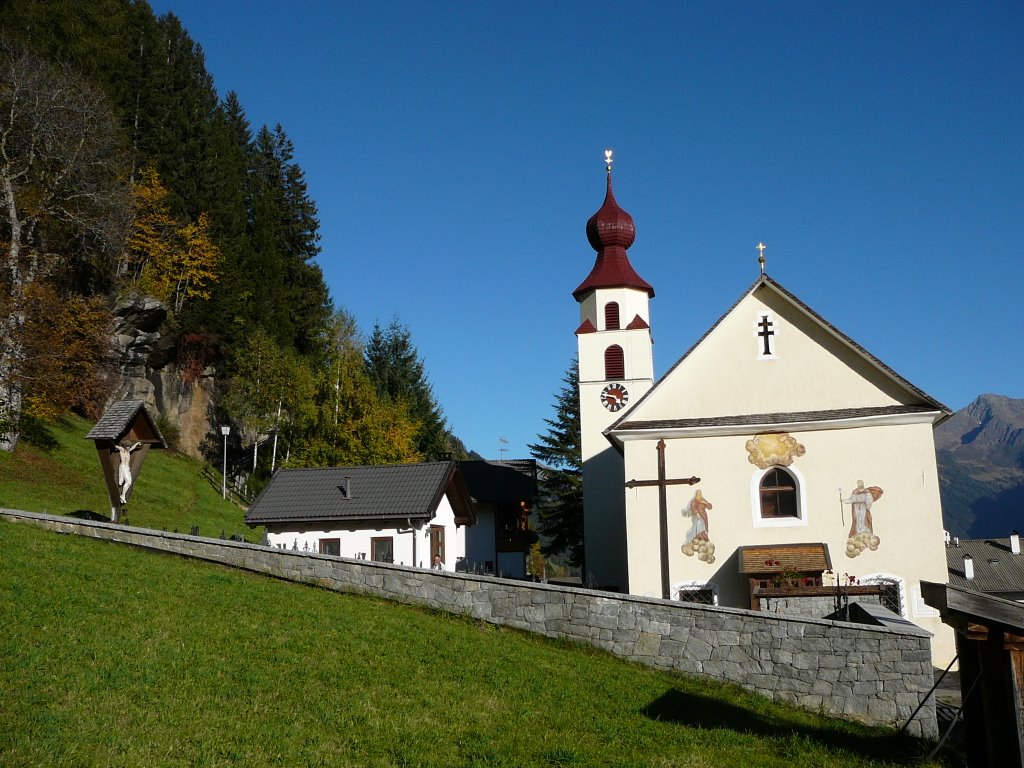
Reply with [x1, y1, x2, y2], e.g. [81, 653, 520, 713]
[756, 242, 767, 274]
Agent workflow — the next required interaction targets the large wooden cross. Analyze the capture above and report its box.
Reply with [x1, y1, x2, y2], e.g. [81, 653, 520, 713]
[625, 439, 700, 599]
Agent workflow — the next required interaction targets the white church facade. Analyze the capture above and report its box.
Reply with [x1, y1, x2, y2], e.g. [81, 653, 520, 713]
[575, 156, 955, 664]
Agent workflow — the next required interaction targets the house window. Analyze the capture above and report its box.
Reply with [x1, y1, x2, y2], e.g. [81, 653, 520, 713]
[371, 536, 394, 563]
[429, 525, 445, 566]
[319, 538, 340, 556]
[604, 345, 624, 379]
[605, 302, 620, 330]
[759, 467, 798, 519]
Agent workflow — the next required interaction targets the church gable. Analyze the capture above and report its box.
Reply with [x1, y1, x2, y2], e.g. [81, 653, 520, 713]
[614, 275, 948, 429]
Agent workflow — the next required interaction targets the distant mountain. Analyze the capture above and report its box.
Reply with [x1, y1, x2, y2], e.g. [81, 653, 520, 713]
[935, 394, 1024, 538]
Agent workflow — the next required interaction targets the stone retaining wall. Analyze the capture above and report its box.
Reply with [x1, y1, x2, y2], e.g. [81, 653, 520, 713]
[2, 510, 938, 738]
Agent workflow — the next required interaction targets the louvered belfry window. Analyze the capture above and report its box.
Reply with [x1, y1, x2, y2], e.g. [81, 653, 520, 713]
[605, 345, 625, 380]
[605, 302, 620, 330]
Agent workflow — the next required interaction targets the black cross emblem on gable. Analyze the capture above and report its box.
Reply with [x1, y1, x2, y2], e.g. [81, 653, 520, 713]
[757, 314, 775, 356]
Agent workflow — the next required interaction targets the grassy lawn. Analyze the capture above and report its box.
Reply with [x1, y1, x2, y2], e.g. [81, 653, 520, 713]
[0, 414, 257, 541]
[0, 519, 955, 768]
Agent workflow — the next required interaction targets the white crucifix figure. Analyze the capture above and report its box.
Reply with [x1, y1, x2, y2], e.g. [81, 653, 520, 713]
[115, 441, 142, 503]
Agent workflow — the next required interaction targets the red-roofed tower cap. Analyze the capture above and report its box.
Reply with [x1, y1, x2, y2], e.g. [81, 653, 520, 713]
[573, 168, 654, 300]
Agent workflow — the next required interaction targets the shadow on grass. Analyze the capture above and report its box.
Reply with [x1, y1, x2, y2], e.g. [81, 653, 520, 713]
[19, 415, 59, 451]
[643, 688, 954, 766]
[68, 509, 110, 522]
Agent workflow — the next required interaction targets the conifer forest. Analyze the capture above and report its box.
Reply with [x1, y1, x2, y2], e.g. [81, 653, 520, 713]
[0, 0, 467, 482]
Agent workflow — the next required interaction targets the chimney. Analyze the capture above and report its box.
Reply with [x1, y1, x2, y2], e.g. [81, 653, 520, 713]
[1011, 530, 1020, 555]
[963, 554, 974, 580]
[339, 476, 352, 499]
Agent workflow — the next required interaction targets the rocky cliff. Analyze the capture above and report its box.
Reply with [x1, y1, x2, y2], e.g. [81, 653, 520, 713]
[110, 295, 218, 459]
[935, 394, 1024, 538]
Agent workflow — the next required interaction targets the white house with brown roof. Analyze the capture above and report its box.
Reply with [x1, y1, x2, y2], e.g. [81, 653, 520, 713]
[575, 159, 955, 663]
[244, 461, 475, 570]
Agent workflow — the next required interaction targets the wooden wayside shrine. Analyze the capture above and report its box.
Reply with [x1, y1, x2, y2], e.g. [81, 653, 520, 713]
[922, 581, 1024, 767]
[85, 401, 166, 522]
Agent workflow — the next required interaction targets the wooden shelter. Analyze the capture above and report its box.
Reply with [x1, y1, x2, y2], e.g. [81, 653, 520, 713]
[922, 581, 1024, 767]
[85, 401, 166, 521]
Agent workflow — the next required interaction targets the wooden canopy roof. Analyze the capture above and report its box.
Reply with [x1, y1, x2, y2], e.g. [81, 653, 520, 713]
[738, 543, 833, 575]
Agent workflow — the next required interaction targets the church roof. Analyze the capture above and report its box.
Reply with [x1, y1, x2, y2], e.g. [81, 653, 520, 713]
[606, 273, 951, 439]
[244, 461, 475, 527]
[573, 171, 654, 300]
[615, 405, 942, 433]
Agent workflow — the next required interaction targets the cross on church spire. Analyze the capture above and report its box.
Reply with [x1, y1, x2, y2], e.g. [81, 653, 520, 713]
[757, 242, 767, 274]
[604, 148, 613, 173]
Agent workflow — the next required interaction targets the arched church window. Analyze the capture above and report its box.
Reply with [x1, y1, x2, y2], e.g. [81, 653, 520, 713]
[759, 467, 798, 519]
[605, 302, 620, 330]
[604, 345, 624, 380]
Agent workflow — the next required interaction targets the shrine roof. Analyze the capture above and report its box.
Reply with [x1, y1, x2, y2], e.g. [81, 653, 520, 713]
[738, 543, 833, 575]
[244, 461, 475, 527]
[85, 400, 166, 447]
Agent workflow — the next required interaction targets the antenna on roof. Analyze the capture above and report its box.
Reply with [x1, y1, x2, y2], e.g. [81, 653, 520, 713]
[499, 437, 509, 458]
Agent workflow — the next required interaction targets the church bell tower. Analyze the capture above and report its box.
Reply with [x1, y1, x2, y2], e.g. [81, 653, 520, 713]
[575, 151, 654, 590]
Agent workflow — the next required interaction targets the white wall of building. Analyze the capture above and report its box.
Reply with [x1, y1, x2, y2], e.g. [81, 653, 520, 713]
[265, 492, 467, 571]
[620, 419, 955, 664]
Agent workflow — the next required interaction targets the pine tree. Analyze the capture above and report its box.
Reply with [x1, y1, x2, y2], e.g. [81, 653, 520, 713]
[529, 358, 584, 570]
[364, 319, 452, 460]
[293, 311, 420, 467]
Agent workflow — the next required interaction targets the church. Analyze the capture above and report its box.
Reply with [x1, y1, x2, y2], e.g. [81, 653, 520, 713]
[575, 153, 955, 663]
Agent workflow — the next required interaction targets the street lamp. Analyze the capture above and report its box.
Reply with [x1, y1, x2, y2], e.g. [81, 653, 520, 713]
[220, 425, 230, 499]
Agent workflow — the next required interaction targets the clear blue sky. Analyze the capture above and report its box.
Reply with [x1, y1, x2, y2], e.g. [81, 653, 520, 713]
[151, 0, 1022, 459]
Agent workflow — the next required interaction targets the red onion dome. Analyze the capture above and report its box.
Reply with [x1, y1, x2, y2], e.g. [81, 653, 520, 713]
[573, 170, 653, 300]
[586, 174, 636, 251]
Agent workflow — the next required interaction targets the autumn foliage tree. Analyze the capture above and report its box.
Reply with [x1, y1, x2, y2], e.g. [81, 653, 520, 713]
[0, 39, 128, 450]
[124, 167, 220, 313]
[18, 281, 114, 422]
[291, 311, 421, 467]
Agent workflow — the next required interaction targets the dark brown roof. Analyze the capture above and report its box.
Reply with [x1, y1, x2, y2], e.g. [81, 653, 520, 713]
[608, 273, 951, 435]
[615, 405, 941, 433]
[458, 459, 537, 503]
[244, 461, 475, 527]
[84, 400, 166, 447]
[738, 543, 833, 574]
[946, 536, 1024, 596]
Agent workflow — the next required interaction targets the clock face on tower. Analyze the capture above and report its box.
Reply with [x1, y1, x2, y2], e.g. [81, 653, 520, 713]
[600, 383, 629, 412]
